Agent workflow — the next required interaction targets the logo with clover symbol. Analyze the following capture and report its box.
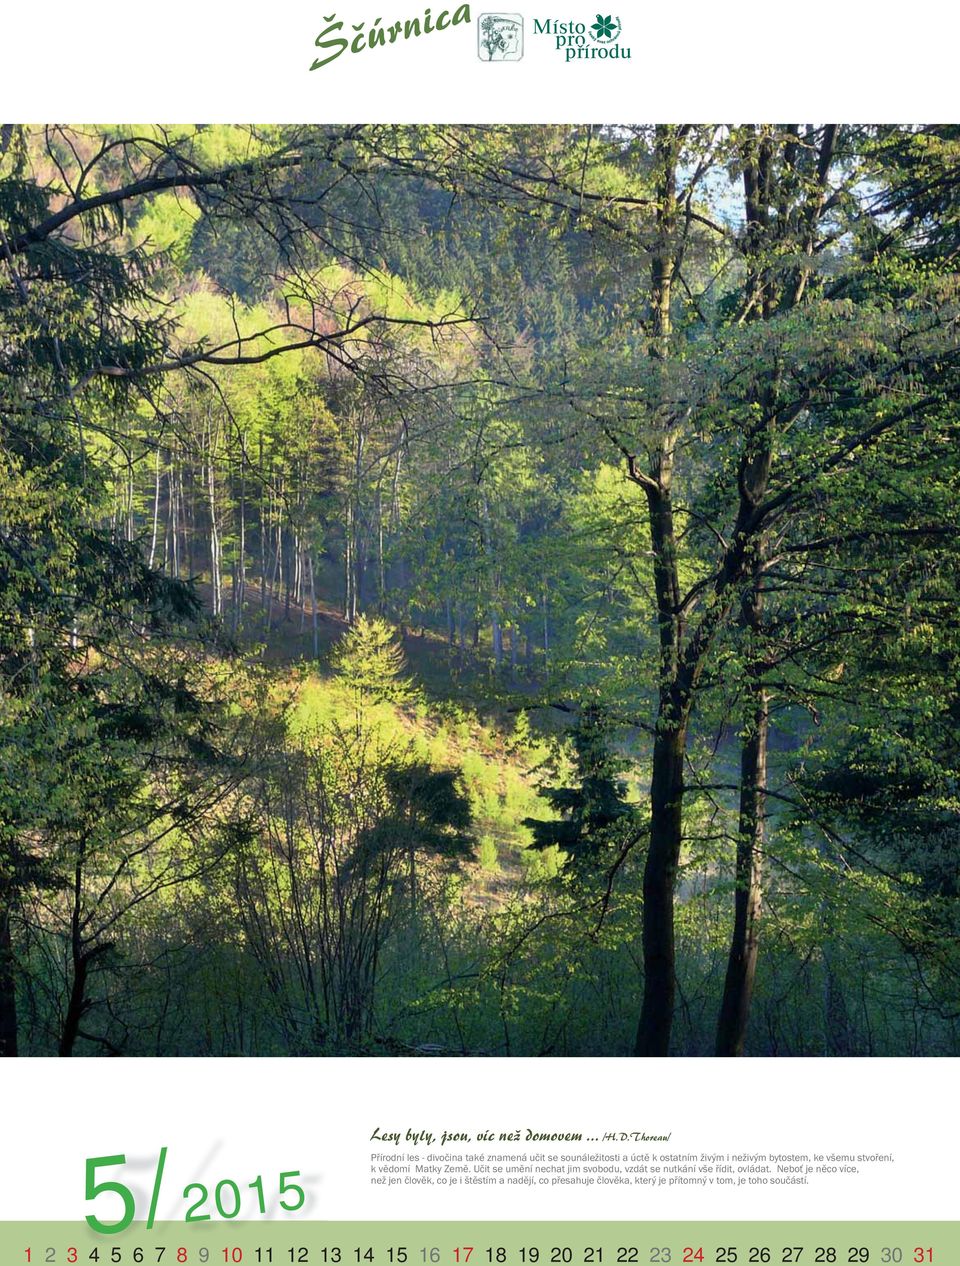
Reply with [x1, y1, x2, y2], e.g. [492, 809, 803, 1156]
[528, 13, 630, 63]
[589, 13, 621, 41]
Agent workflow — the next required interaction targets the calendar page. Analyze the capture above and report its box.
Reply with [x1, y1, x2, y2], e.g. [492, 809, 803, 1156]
[1, 8, 958, 1266]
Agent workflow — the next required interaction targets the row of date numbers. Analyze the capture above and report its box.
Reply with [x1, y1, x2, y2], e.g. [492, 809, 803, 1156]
[23, 1249, 937, 1265]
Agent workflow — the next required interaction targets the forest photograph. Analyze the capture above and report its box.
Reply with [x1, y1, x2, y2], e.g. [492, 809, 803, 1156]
[1, 123, 959, 1059]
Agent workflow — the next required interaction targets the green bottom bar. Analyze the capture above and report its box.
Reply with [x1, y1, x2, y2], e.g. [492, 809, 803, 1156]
[2, 1223, 956, 1265]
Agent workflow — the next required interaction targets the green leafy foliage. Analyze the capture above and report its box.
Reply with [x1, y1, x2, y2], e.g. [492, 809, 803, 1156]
[332, 615, 412, 707]
[2, 123, 960, 1056]
[523, 705, 637, 868]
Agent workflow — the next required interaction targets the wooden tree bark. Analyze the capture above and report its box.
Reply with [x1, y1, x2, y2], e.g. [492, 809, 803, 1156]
[308, 552, 319, 659]
[58, 949, 89, 1057]
[207, 448, 222, 618]
[713, 124, 837, 1056]
[59, 840, 90, 1057]
[0, 898, 17, 1057]
[716, 682, 768, 1056]
[235, 449, 247, 630]
[634, 126, 685, 1056]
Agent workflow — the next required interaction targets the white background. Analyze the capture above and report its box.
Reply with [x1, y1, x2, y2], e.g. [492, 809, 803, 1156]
[0, 0, 957, 121]
[2, 1058, 955, 1220]
[1, 0, 958, 1231]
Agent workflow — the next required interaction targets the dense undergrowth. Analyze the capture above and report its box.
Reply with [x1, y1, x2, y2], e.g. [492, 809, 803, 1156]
[13, 620, 959, 1058]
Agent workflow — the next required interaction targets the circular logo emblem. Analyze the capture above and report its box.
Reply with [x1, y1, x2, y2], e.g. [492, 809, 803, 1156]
[589, 13, 621, 40]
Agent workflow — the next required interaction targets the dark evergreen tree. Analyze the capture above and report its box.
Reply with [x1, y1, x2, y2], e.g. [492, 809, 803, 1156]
[524, 705, 636, 867]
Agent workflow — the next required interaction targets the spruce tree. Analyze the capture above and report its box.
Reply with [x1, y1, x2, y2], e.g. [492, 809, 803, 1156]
[524, 705, 635, 868]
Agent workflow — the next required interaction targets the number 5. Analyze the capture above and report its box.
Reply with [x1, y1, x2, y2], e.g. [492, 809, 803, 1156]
[85, 1156, 136, 1234]
[279, 1171, 305, 1212]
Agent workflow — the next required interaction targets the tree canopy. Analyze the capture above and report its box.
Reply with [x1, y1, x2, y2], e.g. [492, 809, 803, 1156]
[2, 123, 959, 1057]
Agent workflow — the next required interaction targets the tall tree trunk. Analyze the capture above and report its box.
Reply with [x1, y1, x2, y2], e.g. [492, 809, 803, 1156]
[635, 132, 684, 1050]
[296, 534, 305, 631]
[456, 604, 465, 662]
[353, 529, 364, 620]
[147, 447, 161, 569]
[273, 508, 283, 618]
[716, 684, 768, 1056]
[259, 443, 268, 611]
[170, 463, 180, 578]
[284, 527, 292, 622]
[206, 448, 222, 618]
[817, 835, 850, 1055]
[377, 486, 386, 611]
[60, 841, 88, 1058]
[635, 715, 687, 1055]
[634, 126, 789, 1056]
[59, 951, 88, 1057]
[344, 502, 354, 623]
[0, 896, 17, 1057]
[350, 422, 366, 621]
[308, 552, 319, 659]
[236, 450, 246, 629]
[126, 462, 134, 542]
[716, 550, 769, 1056]
[183, 465, 194, 579]
[541, 582, 549, 669]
